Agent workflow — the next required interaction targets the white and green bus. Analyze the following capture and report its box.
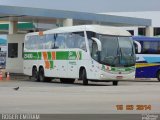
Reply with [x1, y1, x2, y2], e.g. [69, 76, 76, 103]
[23, 25, 136, 85]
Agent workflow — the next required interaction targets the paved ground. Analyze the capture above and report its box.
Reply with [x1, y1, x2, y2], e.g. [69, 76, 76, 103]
[0, 78, 160, 114]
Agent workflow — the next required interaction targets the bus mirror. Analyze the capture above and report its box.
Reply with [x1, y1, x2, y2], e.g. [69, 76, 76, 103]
[91, 37, 102, 51]
[134, 41, 141, 53]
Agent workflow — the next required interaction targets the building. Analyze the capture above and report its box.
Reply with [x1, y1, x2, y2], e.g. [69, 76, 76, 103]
[103, 11, 160, 37]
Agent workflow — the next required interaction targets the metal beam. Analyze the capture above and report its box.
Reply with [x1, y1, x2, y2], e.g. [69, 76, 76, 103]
[0, 5, 151, 26]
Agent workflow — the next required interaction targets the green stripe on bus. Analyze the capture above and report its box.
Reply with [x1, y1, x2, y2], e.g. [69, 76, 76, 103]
[24, 52, 39, 60]
[56, 51, 69, 60]
[47, 52, 52, 60]
[24, 51, 82, 60]
[38, 52, 42, 60]
[111, 67, 135, 72]
[49, 61, 54, 69]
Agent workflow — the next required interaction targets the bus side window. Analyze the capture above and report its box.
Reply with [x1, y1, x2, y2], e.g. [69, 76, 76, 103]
[66, 33, 75, 48]
[46, 34, 54, 49]
[39, 35, 46, 49]
[24, 36, 30, 50]
[74, 32, 86, 51]
[31, 35, 38, 49]
[54, 33, 66, 49]
[142, 41, 158, 54]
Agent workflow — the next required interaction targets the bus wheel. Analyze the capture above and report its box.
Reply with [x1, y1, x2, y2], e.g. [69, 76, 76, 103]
[39, 67, 45, 82]
[32, 67, 39, 81]
[113, 81, 118, 86]
[81, 69, 88, 85]
[157, 71, 160, 81]
[38, 67, 52, 82]
[60, 78, 75, 84]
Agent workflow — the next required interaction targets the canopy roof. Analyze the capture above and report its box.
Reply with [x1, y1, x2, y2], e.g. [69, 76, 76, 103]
[0, 5, 151, 27]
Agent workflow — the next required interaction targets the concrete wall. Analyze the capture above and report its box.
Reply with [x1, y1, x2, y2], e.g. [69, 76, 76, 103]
[6, 34, 25, 73]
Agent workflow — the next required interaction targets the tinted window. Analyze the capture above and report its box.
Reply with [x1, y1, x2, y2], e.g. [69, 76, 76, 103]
[25, 32, 86, 50]
[25, 35, 54, 50]
[100, 36, 118, 64]
[38, 35, 46, 49]
[46, 34, 54, 49]
[66, 33, 76, 48]
[74, 32, 86, 50]
[141, 41, 160, 54]
[54, 34, 66, 49]
[8, 43, 18, 58]
[25, 35, 38, 50]
[66, 32, 86, 50]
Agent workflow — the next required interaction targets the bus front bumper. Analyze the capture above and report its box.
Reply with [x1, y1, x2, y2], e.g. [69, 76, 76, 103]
[98, 71, 135, 81]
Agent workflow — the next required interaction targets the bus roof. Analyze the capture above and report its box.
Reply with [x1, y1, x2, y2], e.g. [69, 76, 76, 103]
[132, 36, 160, 42]
[26, 25, 131, 36]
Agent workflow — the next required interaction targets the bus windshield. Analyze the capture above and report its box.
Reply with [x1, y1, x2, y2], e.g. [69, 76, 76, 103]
[97, 35, 135, 67]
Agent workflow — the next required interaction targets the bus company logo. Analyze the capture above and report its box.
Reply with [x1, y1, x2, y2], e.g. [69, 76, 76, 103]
[24, 53, 33, 59]
[68, 51, 76, 60]
[142, 114, 159, 120]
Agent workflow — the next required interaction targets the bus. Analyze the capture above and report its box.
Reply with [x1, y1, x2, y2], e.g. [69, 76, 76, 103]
[133, 36, 160, 81]
[23, 25, 136, 85]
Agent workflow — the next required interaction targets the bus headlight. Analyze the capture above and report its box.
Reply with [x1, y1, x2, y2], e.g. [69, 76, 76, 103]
[100, 74, 104, 78]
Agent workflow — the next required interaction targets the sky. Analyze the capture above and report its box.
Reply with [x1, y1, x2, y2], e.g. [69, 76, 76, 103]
[0, 0, 160, 13]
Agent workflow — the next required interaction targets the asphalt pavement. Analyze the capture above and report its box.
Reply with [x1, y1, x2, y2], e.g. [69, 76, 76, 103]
[0, 78, 160, 114]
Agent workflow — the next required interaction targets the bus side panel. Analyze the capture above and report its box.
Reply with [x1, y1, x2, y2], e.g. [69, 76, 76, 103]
[86, 59, 101, 80]
[23, 60, 38, 76]
[136, 54, 160, 78]
[136, 65, 160, 78]
[44, 60, 68, 78]
[77, 51, 93, 79]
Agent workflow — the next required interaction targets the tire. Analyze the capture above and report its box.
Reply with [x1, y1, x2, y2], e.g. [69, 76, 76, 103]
[38, 67, 45, 82]
[32, 67, 39, 81]
[81, 69, 88, 85]
[113, 81, 118, 86]
[157, 71, 160, 82]
[38, 67, 52, 82]
[60, 78, 75, 84]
